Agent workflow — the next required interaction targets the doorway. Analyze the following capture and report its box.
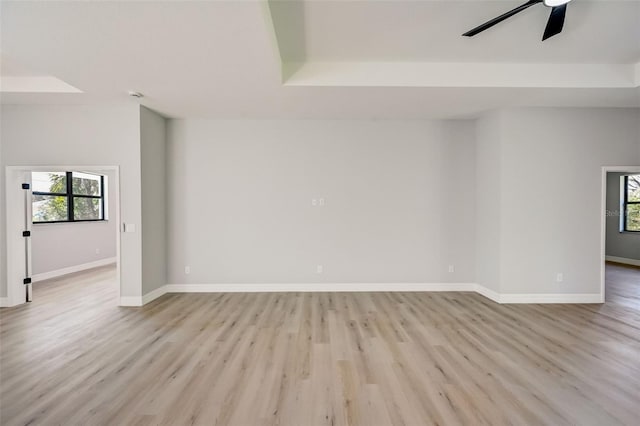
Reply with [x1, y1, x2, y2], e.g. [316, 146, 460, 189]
[4, 166, 121, 307]
[601, 166, 640, 303]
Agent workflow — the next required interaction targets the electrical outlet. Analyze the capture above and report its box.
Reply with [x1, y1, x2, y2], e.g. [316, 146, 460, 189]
[319, 198, 325, 206]
[448, 265, 455, 273]
[316, 265, 323, 274]
[556, 273, 563, 283]
[95, 248, 101, 255]
[312, 199, 318, 206]
[185, 266, 191, 275]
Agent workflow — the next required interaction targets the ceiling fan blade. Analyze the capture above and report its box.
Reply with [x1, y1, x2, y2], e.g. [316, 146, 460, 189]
[463, 0, 543, 37]
[542, 4, 567, 40]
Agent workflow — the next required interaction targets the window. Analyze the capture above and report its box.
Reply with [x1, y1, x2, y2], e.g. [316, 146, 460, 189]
[32, 171, 106, 223]
[623, 174, 640, 232]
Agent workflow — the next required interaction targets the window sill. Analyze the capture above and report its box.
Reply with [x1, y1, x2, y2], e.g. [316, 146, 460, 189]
[33, 220, 109, 226]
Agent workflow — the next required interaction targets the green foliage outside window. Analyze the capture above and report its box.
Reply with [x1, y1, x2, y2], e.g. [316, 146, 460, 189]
[32, 172, 104, 223]
[624, 175, 640, 232]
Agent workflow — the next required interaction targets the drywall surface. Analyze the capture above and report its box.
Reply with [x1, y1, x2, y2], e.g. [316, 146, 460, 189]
[498, 108, 640, 295]
[0, 107, 4, 298]
[4, 106, 637, 301]
[167, 119, 476, 285]
[31, 170, 117, 275]
[475, 112, 503, 293]
[0, 108, 4, 298]
[0, 104, 142, 298]
[140, 106, 167, 294]
[606, 172, 640, 261]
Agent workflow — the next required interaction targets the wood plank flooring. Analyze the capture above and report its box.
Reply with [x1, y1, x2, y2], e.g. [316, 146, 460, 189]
[1, 263, 640, 425]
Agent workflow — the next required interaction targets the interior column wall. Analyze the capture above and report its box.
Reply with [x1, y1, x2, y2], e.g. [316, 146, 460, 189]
[485, 108, 640, 296]
[0, 104, 143, 300]
[140, 106, 168, 295]
[475, 111, 504, 294]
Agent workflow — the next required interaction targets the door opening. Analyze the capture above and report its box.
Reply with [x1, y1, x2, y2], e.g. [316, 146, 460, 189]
[4, 166, 122, 307]
[601, 166, 640, 303]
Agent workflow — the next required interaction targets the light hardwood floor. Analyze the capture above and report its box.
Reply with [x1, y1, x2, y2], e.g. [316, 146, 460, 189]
[1, 263, 640, 425]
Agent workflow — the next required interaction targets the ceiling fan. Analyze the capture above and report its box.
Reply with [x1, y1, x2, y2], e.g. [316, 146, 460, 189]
[463, 0, 572, 41]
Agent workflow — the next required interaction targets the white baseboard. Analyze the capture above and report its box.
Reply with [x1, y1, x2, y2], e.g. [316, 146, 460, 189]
[474, 284, 501, 303]
[605, 255, 640, 267]
[473, 284, 601, 304]
[142, 286, 168, 304]
[118, 282, 604, 307]
[0, 297, 10, 308]
[164, 282, 477, 293]
[119, 286, 168, 307]
[32, 257, 117, 282]
[119, 296, 143, 307]
[476, 284, 604, 304]
[498, 293, 603, 304]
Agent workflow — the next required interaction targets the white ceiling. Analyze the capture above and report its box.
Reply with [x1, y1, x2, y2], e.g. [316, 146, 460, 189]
[1, 0, 639, 119]
[272, 0, 640, 63]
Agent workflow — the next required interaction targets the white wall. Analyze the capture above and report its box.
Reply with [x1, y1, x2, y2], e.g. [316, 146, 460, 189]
[0, 108, 4, 298]
[167, 119, 476, 286]
[140, 107, 167, 294]
[31, 170, 117, 276]
[0, 104, 143, 299]
[475, 112, 503, 293]
[478, 108, 640, 296]
[3, 106, 637, 303]
[606, 172, 640, 261]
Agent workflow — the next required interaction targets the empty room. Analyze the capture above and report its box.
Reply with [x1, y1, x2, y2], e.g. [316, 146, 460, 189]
[1, 1, 639, 425]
